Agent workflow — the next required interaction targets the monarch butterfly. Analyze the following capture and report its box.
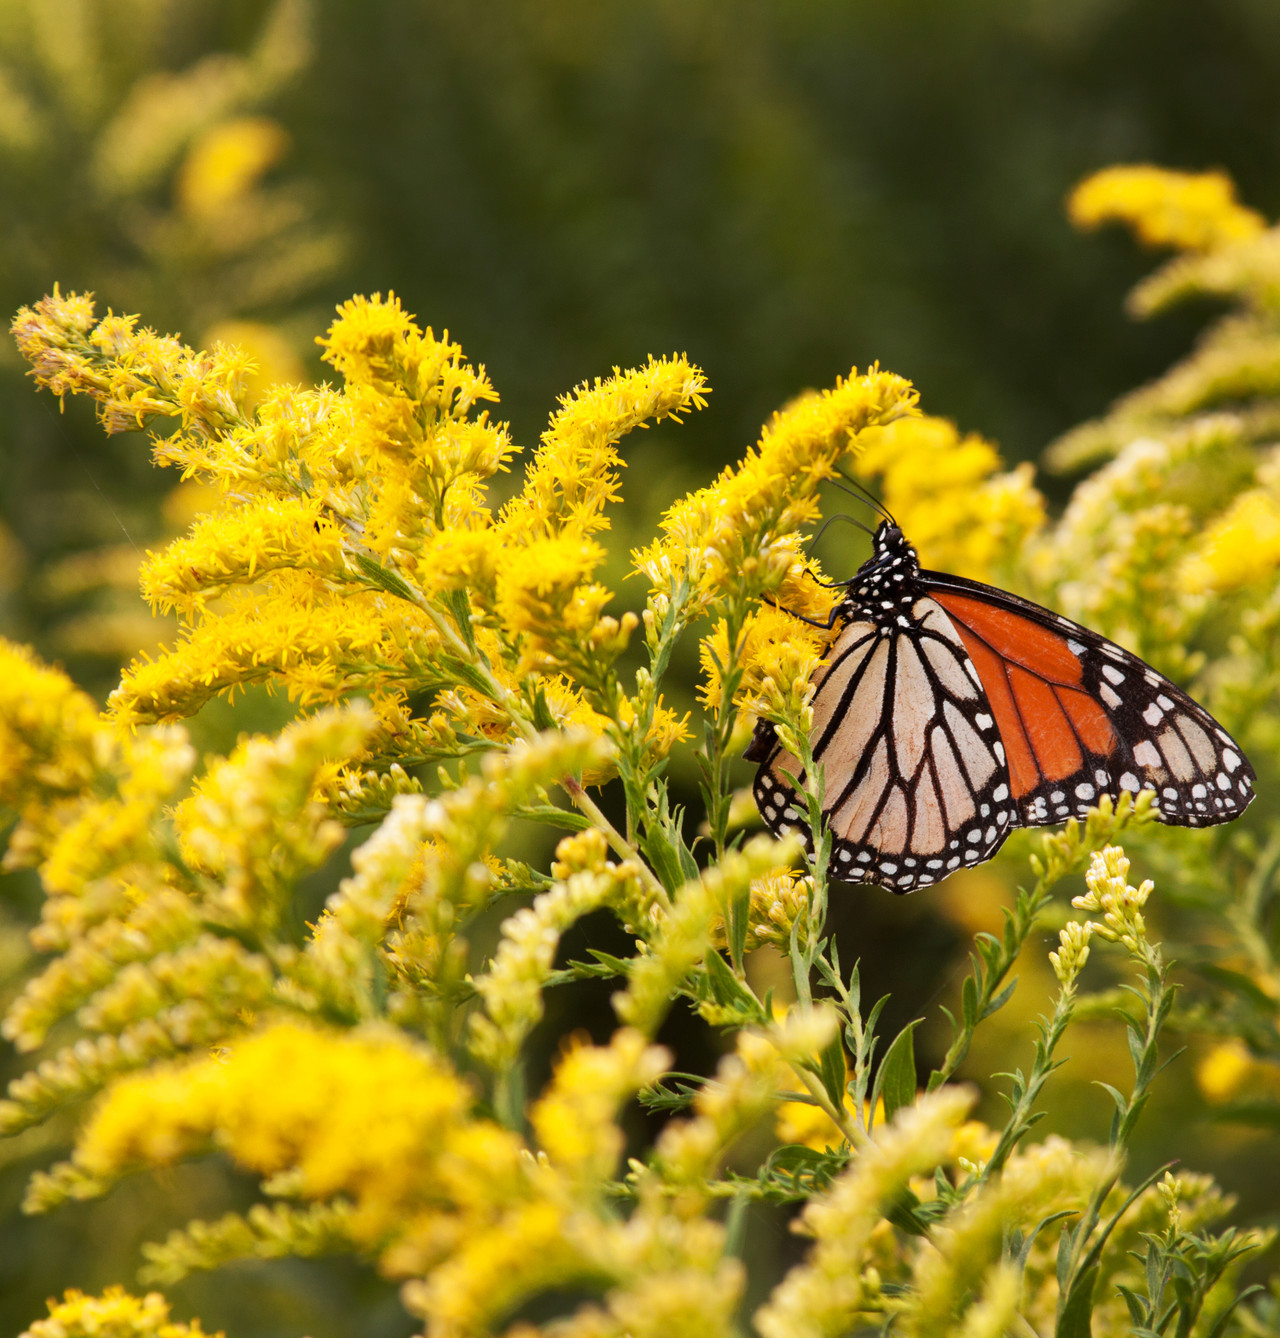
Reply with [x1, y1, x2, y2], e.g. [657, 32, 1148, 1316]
[746, 518, 1256, 892]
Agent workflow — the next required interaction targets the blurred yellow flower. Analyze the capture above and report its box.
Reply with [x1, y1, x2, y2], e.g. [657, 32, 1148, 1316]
[177, 115, 291, 218]
[1181, 486, 1280, 593]
[851, 414, 1045, 581]
[1069, 165, 1266, 252]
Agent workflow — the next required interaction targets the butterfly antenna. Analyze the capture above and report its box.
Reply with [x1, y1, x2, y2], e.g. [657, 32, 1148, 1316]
[832, 469, 897, 526]
[804, 513, 873, 586]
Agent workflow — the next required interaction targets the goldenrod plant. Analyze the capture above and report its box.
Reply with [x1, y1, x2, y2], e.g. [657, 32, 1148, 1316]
[5, 166, 1280, 1337]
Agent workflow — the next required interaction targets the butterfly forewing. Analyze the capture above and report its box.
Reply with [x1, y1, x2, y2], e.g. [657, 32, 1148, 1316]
[750, 521, 1256, 894]
[752, 592, 1019, 893]
[926, 573, 1256, 826]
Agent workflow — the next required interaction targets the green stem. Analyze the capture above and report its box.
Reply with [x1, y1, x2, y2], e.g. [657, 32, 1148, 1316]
[975, 984, 1076, 1185]
[399, 573, 669, 903]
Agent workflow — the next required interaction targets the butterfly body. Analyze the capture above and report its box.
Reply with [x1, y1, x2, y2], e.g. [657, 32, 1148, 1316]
[748, 521, 1256, 893]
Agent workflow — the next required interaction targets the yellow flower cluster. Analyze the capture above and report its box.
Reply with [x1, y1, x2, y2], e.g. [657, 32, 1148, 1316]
[637, 366, 916, 614]
[616, 834, 796, 1035]
[1069, 165, 1266, 253]
[469, 858, 643, 1070]
[757, 1088, 974, 1338]
[172, 704, 370, 928]
[11, 291, 701, 801]
[529, 1027, 670, 1184]
[1071, 844, 1154, 958]
[19, 1287, 219, 1338]
[0, 637, 103, 812]
[1181, 455, 1280, 594]
[65, 1022, 490, 1242]
[710, 867, 816, 955]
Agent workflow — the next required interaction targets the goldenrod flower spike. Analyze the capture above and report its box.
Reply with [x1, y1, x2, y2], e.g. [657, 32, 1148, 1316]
[757, 1087, 975, 1338]
[637, 364, 917, 612]
[0, 637, 104, 814]
[1181, 481, 1280, 594]
[469, 861, 641, 1071]
[615, 834, 798, 1036]
[500, 354, 709, 543]
[173, 703, 374, 928]
[530, 1028, 670, 1185]
[850, 414, 1045, 582]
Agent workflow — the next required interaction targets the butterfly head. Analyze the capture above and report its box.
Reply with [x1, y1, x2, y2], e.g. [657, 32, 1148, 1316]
[838, 520, 921, 618]
[871, 520, 917, 567]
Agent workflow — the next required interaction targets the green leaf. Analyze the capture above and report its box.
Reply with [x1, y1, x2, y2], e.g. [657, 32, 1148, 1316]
[701, 947, 762, 1021]
[585, 949, 633, 976]
[727, 884, 750, 972]
[1205, 1285, 1266, 1338]
[981, 978, 1018, 1021]
[354, 550, 419, 602]
[874, 1019, 922, 1120]
[1057, 1262, 1099, 1338]
[884, 1185, 942, 1236]
[513, 804, 593, 831]
[961, 975, 978, 1027]
[531, 685, 560, 732]
[640, 826, 687, 893]
[817, 1027, 848, 1111]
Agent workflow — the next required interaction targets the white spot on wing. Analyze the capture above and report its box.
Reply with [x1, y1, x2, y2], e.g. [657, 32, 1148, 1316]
[1133, 740, 1161, 768]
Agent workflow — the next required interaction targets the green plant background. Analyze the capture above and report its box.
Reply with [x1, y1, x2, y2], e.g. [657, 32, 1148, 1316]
[3, 2, 1280, 1336]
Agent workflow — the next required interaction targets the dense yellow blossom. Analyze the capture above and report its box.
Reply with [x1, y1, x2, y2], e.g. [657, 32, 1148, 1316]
[173, 704, 370, 927]
[470, 865, 641, 1069]
[616, 835, 795, 1035]
[530, 1029, 670, 1183]
[757, 1088, 975, 1338]
[1181, 483, 1280, 593]
[710, 868, 816, 955]
[139, 495, 351, 613]
[501, 355, 708, 542]
[699, 602, 828, 720]
[1069, 165, 1266, 252]
[636, 366, 916, 610]
[111, 577, 443, 723]
[0, 636, 104, 810]
[68, 1022, 483, 1236]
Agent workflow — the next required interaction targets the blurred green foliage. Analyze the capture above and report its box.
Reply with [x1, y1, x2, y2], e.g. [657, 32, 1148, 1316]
[4, 2, 1280, 1337]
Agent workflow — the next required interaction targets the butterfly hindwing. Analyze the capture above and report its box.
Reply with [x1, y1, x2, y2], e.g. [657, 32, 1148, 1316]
[925, 573, 1256, 828]
[752, 598, 1019, 893]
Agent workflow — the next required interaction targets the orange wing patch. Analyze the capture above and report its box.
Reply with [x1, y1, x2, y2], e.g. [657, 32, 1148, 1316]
[933, 592, 1084, 686]
[1008, 664, 1083, 782]
[1058, 686, 1117, 756]
[935, 591, 1120, 800]
[942, 622, 1038, 797]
